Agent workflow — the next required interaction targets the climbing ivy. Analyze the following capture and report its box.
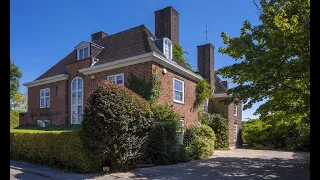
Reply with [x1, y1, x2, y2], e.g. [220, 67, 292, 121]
[194, 79, 212, 109]
[128, 67, 161, 105]
[173, 44, 193, 71]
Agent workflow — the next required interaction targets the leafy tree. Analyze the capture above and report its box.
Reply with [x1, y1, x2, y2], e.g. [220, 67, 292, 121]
[216, 0, 310, 122]
[10, 60, 26, 128]
[10, 60, 22, 101]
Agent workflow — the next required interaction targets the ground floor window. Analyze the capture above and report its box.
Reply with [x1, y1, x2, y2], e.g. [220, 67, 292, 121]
[234, 125, 238, 142]
[71, 77, 83, 124]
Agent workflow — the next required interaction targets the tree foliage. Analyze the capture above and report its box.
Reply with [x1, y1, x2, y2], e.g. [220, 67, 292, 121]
[216, 0, 310, 121]
[195, 79, 212, 109]
[173, 44, 193, 71]
[10, 60, 26, 129]
[243, 112, 309, 151]
[10, 60, 22, 100]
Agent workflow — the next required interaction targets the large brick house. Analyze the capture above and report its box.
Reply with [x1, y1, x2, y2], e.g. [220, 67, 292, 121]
[20, 6, 242, 148]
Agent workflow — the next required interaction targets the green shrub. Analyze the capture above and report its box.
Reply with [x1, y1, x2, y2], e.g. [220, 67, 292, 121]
[10, 129, 99, 172]
[144, 103, 184, 164]
[199, 112, 229, 149]
[81, 80, 154, 171]
[184, 124, 216, 159]
[144, 123, 167, 164]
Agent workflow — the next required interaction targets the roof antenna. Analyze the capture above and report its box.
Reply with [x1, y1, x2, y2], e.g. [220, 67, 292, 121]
[204, 25, 209, 43]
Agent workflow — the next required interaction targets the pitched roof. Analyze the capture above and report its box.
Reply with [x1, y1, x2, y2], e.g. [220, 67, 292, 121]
[35, 24, 188, 81]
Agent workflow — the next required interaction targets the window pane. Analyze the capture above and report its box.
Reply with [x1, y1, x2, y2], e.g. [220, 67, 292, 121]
[40, 98, 44, 108]
[78, 91, 83, 105]
[174, 91, 182, 102]
[108, 76, 116, 83]
[72, 80, 77, 91]
[56, 87, 59, 96]
[72, 92, 77, 105]
[40, 90, 44, 97]
[45, 97, 49, 107]
[83, 47, 89, 58]
[79, 49, 84, 59]
[78, 78, 83, 90]
[71, 106, 77, 124]
[45, 89, 50, 96]
[116, 75, 123, 85]
[174, 80, 182, 91]
[78, 105, 83, 123]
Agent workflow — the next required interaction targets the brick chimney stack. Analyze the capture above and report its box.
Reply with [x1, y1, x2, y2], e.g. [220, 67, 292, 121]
[197, 43, 215, 90]
[91, 31, 109, 41]
[154, 6, 179, 44]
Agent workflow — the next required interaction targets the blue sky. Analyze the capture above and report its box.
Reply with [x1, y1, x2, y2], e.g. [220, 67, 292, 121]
[10, 0, 263, 120]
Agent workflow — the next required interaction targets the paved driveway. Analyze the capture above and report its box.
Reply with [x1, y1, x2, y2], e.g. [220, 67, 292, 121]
[10, 149, 310, 180]
[108, 149, 310, 180]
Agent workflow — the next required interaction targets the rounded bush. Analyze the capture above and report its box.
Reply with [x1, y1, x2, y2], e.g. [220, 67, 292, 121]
[81, 80, 154, 171]
[184, 124, 216, 159]
[199, 112, 229, 149]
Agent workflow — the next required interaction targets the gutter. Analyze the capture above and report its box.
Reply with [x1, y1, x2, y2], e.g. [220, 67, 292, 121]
[23, 74, 69, 88]
[79, 52, 202, 82]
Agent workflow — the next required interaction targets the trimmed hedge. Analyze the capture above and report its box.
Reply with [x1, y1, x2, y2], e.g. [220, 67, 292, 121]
[81, 80, 153, 171]
[10, 129, 99, 172]
[184, 124, 216, 159]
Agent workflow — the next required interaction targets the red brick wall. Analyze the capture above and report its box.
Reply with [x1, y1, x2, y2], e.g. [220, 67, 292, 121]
[152, 63, 198, 130]
[21, 80, 68, 126]
[155, 6, 179, 44]
[84, 62, 153, 106]
[235, 103, 243, 147]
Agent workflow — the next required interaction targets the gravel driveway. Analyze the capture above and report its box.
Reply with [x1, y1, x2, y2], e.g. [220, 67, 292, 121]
[108, 149, 310, 180]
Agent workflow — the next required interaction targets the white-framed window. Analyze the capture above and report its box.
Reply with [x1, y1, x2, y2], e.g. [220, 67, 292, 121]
[107, 73, 124, 86]
[163, 38, 173, 60]
[173, 78, 184, 103]
[77, 47, 89, 60]
[234, 104, 238, 116]
[234, 125, 238, 142]
[40, 88, 50, 108]
[71, 77, 83, 125]
[177, 118, 185, 144]
[204, 98, 209, 112]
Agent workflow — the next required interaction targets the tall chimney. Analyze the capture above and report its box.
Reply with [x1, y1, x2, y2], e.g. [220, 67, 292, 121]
[154, 6, 179, 44]
[197, 43, 215, 89]
[91, 31, 108, 41]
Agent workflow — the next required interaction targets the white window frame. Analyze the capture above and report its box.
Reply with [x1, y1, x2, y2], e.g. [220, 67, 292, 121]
[234, 104, 238, 116]
[107, 73, 124, 86]
[163, 38, 173, 60]
[204, 98, 209, 112]
[234, 125, 238, 142]
[173, 78, 184, 104]
[77, 45, 90, 60]
[71, 77, 84, 125]
[40, 88, 50, 108]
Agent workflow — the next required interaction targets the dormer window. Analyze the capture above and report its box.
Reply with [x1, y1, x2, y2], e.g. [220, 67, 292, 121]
[75, 42, 91, 60]
[163, 38, 173, 60]
[78, 47, 89, 60]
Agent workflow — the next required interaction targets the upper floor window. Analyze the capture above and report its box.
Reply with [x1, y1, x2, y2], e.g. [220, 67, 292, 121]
[107, 73, 124, 86]
[76, 42, 91, 60]
[78, 47, 89, 60]
[40, 88, 50, 108]
[163, 38, 172, 60]
[173, 78, 184, 104]
[234, 104, 238, 116]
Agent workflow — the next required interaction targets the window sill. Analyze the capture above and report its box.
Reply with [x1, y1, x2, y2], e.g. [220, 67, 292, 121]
[173, 100, 184, 105]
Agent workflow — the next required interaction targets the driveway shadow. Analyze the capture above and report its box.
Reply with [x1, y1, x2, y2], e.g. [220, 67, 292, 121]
[119, 156, 310, 180]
